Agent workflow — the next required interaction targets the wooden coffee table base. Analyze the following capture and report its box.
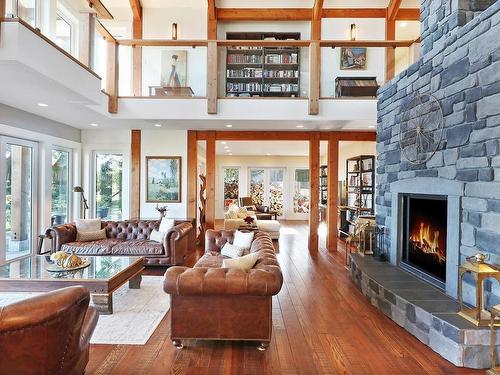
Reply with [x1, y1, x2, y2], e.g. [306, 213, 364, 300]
[91, 273, 143, 315]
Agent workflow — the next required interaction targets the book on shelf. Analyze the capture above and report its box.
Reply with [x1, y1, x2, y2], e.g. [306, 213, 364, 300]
[227, 54, 262, 64]
[227, 68, 263, 78]
[227, 82, 262, 93]
[263, 70, 299, 78]
[265, 53, 298, 64]
[264, 83, 299, 93]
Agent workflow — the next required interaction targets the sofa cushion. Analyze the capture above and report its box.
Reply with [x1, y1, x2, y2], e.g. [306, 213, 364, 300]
[194, 253, 225, 268]
[61, 239, 122, 255]
[222, 251, 260, 271]
[111, 239, 164, 256]
[76, 229, 107, 242]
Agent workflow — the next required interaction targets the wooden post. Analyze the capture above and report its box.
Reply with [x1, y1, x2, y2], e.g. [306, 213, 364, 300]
[207, 41, 218, 114]
[107, 40, 119, 113]
[205, 132, 216, 229]
[78, 12, 96, 67]
[0, 0, 6, 19]
[309, 0, 323, 115]
[130, 130, 141, 219]
[187, 131, 198, 220]
[326, 133, 339, 252]
[207, 0, 217, 39]
[309, 134, 320, 252]
[130, 0, 142, 96]
[385, 12, 396, 81]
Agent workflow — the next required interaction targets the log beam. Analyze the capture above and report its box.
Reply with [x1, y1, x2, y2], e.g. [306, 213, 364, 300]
[106, 40, 119, 113]
[130, 130, 141, 219]
[326, 133, 339, 252]
[187, 131, 198, 220]
[205, 132, 216, 230]
[130, 0, 142, 96]
[309, 133, 320, 252]
[387, 0, 403, 21]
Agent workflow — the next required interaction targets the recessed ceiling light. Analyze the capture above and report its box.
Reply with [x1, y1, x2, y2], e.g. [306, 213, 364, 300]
[37, 103, 48, 107]
[226, 149, 231, 152]
[296, 125, 304, 128]
[154, 123, 162, 127]
[225, 124, 233, 128]
[266, 153, 271, 156]
[221, 141, 226, 145]
[368, 125, 375, 129]
[400, 22, 408, 27]
[90, 123, 98, 127]
[229, 153, 233, 155]
[224, 145, 229, 149]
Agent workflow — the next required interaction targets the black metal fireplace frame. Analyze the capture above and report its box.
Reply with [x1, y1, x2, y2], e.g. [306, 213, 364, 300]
[400, 193, 447, 291]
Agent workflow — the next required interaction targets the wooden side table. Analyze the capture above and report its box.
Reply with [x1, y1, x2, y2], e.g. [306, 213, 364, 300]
[489, 304, 500, 374]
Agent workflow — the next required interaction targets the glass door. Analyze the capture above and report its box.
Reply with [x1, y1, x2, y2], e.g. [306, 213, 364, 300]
[248, 167, 285, 217]
[94, 153, 124, 220]
[0, 137, 37, 263]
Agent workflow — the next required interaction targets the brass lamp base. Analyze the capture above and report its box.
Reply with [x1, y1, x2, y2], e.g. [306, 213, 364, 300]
[459, 308, 500, 327]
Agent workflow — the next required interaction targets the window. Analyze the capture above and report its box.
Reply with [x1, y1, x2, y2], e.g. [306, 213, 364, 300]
[55, 13, 72, 53]
[249, 167, 285, 216]
[95, 153, 123, 220]
[51, 149, 70, 225]
[249, 169, 265, 206]
[223, 167, 239, 209]
[294, 169, 309, 213]
[17, 0, 36, 27]
[1, 138, 37, 262]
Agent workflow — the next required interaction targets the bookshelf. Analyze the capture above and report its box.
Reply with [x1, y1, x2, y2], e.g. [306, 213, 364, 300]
[339, 155, 375, 236]
[320, 165, 328, 205]
[225, 32, 301, 97]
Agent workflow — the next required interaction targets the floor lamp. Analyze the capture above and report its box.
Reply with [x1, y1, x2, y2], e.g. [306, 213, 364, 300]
[73, 186, 89, 219]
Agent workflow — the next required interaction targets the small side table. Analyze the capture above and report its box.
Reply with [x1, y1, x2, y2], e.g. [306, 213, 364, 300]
[238, 224, 259, 232]
[489, 304, 500, 374]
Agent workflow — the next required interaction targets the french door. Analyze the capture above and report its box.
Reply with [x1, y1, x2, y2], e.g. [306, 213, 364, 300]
[0, 137, 38, 263]
[248, 167, 285, 217]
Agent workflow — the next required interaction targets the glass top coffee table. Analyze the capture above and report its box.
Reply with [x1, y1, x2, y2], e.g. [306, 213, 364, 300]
[0, 255, 144, 314]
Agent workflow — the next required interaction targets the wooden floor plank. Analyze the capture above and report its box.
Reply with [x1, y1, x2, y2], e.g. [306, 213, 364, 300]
[88, 221, 481, 375]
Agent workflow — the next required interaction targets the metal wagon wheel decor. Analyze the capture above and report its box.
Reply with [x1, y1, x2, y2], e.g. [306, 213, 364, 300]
[399, 93, 444, 165]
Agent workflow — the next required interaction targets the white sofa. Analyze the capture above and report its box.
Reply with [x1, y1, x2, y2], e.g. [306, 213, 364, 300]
[224, 205, 280, 239]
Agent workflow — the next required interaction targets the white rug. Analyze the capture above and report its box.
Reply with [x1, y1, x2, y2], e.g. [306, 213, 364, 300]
[0, 276, 170, 345]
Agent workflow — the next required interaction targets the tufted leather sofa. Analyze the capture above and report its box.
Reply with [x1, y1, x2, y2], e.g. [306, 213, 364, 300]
[46, 219, 195, 266]
[0, 286, 98, 375]
[163, 229, 283, 350]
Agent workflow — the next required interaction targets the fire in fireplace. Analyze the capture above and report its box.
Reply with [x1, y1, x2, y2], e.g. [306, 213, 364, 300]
[401, 194, 447, 287]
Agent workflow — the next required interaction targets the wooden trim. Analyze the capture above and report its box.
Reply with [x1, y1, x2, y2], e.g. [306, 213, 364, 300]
[106, 40, 119, 113]
[385, 15, 396, 81]
[187, 131, 198, 219]
[216, 8, 311, 21]
[396, 8, 420, 21]
[129, 0, 142, 21]
[326, 133, 339, 251]
[96, 20, 115, 42]
[132, 17, 142, 96]
[78, 13, 95, 67]
[207, 0, 217, 40]
[88, 0, 113, 19]
[0, 0, 5, 22]
[1, 18, 102, 80]
[322, 8, 386, 18]
[195, 130, 376, 141]
[130, 130, 141, 219]
[205, 132, 216, 230]
[207, 41, 217, 114]
[387, 0, 403, 21]
[118, 39, 208, 47]
[309, 134, 320, 252]
[319, 39, 413, 48]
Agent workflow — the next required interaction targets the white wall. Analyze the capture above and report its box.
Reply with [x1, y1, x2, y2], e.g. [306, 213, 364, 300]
[140, 130, 188, 219]
[321, 18, 386, 97]
[215, 154, 309, 220]
[338, 141, 376, 181]
[395, 20, 421, 76]
[143, 8, 207, 39]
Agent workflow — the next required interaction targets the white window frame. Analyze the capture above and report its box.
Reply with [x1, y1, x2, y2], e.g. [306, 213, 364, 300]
[51, 146, 73, 224]
[222, 166, 240, 210]
[55, 2, 77, 55]
[0, 136, 38, 264]
[247, 167, 286, 218]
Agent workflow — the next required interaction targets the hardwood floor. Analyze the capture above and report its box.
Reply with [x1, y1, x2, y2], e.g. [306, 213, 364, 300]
[87, 221, 481, 374]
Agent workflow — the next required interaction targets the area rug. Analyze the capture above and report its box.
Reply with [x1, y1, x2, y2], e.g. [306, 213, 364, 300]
[0, 276, 170, 345]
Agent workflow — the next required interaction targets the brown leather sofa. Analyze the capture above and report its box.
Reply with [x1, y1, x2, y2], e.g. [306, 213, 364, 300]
[164, 229, 283, 350]
[0, 286, 98, 375]
[46, 219, 195, 266]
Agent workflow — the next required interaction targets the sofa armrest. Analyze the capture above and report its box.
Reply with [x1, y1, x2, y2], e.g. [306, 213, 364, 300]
[163, 265, 283, 296]
[205, 229, 236, 254]
[80, 306, 98, 352]
[164, 222, 193, 265]
[45, 224, 77, 253]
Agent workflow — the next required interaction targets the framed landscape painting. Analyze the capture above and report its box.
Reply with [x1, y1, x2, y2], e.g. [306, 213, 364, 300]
[146, 156, 182, 203]
[340, 47, 367, 70]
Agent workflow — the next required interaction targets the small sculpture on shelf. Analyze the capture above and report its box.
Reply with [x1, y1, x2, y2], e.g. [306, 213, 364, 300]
[155, 204, 168, 218]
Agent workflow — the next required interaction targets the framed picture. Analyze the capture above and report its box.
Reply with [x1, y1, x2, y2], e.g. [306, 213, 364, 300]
[340, 47, 367, 70]
[146, 156, 182, 203]
[160, 50, 187, 87]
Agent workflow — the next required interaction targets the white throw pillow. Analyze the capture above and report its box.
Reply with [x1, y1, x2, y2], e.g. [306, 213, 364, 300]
[233, 230, 254, 249]
[159, 217, 175, 233]
[221, 242, 245, 258]
[149, 229, 165, 243]
[222, 251, 260, 271]
[75, 218, 101, 232]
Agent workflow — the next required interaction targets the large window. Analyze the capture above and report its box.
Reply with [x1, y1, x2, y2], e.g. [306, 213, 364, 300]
[95, 153, 123, 220]
[55, 12, 72, 53]
[1, 138, 37, 262]
[51, 149, 70, 225]
[223, 167, 239, 209]
[249, 167, 285, 216]
[249, 169, 265, 206]
[294, 169, 310, 213]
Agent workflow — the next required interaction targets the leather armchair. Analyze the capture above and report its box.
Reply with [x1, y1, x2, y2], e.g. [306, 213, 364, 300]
[0, 286, 98, 375]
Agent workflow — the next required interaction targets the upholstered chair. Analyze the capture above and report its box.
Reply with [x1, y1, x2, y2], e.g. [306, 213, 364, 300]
[0, 286, 98, 375]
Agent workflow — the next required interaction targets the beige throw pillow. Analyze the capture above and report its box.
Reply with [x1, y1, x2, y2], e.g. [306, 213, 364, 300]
[77, 229, 107, 242]
[75, 218, 101, 232]
[222, 251, 260, 271]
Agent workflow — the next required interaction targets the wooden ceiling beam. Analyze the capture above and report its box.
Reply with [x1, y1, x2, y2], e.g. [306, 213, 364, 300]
[207, 0, 217, 39]
[387, 0, 403, 21]
[216, 8, 311, 21]
[396, 8, 420, 21]
[88, 0, 113, 19]
[129, 0, 142, 22]
[96, 20, 115, 42]
[322, 8, 386, 18]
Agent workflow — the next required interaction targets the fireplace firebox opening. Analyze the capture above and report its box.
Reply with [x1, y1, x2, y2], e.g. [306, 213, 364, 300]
[401, 194, 448, 290]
